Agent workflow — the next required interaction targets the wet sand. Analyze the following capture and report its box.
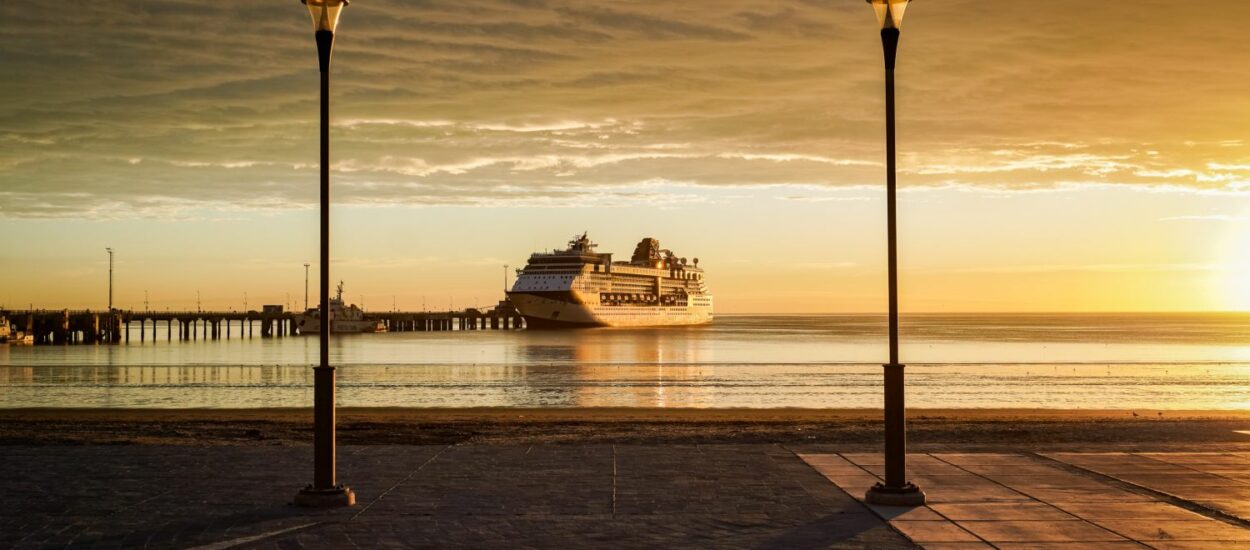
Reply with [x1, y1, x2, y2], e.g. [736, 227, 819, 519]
[4, 408, 1250, 451]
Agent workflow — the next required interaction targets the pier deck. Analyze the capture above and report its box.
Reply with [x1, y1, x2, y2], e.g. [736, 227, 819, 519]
[0, 304, 524, 345]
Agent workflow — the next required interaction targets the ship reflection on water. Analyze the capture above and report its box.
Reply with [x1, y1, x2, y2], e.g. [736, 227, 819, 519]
[2, 314, 1250, 410]
[517, 327, 715, 407]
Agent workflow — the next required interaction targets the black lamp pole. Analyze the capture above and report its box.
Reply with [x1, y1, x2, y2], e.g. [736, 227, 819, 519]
[865, 2, 925, 507]
[295, 1, 354, 508]
[314, 27, 336, 494]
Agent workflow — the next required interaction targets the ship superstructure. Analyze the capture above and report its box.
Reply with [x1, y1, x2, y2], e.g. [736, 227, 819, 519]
[296, 281, 386, 334]
[508, 233, 713, 328]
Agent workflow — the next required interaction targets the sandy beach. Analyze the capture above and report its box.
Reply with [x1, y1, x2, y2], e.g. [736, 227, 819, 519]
[4, 407, 1250, 451]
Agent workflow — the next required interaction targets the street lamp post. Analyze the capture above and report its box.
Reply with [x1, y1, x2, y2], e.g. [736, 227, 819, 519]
[864, 0, 925, 507]
[294, 0, 355, 508]
[106, 247, 114, 311]
[304, 262, 311, 311]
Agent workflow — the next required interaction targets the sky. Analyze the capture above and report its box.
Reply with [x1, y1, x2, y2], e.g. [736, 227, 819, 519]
[1, 0, 1248, 313]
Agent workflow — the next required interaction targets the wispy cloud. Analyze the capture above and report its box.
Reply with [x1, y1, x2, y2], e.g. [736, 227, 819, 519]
[2, 0, 1248, 218]
[1160, 215, 1250, 222]
[936, 263, 1224, 274]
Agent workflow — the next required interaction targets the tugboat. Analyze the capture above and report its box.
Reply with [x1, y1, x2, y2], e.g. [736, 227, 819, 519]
[296, 281, 387, 334]
[508, 233, 713, 328]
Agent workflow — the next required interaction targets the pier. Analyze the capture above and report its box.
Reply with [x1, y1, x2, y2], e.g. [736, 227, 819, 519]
[373, 305, 525, 333]
[0, 302, 524, 345]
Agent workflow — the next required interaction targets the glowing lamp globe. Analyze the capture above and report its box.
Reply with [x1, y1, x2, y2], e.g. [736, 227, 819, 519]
[867, 0, 910, 30]
[303, 0, 349, 33]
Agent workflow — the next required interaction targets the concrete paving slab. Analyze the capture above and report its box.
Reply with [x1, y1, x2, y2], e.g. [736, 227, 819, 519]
[1023, 487, 1155, 503]
[1183, 468, 1250, 477]
[1161, 486, 1250, 501]
[1116, 473, 1246, 488]
[1056, 501, 1207, 521]
[1046, 453, 1176, 468]
[861, 463, 971, 476]
[907, 474, 1010, 487]
[1091, 519, 1250, 542]
[819, 473, 882, 497]
[839, 453, 948, 467]
[1194, 499, 1250, 519]
[1141, 454, 1250, 465]
[991, 475, 1122, 490]
[806, 452, 1250, 549]
[914, 543, 995, 550]
[993, 543, 1143, 550]
[866, 504, 946, 521]
[957, 520, 1128, 543]
[1144, 542, 1250, 549]
[924, 485, 1034, 503]
[957, 463, 1071, 476]
[811, 463, 878, 476]
[890, 520, 982, 543]
[929, 502, 1075, 521]
[3, 445, 917, 549]
[932, 454, 1041, 466]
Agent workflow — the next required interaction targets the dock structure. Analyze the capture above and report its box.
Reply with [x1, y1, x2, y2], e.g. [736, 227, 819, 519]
[0, 301, 524, 345]
[0, 309, 299, 345]
[374, 302, 525, 333]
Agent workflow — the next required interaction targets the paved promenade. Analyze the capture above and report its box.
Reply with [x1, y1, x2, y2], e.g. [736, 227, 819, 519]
[3, 444, 910, 549]
[7, 444, 1250, 548]
[801, 451, 1250, 548]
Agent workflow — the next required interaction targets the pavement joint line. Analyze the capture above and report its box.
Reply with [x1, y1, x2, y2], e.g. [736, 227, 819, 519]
[922, 453, 1050, 548]
[783, 445, 940, 549]
[611, 444, 618, 517]
[834, 451, 883, 479]
[935, 454, 1186, 548]
[1132, 451, 1250, 487]
[1029, 451, 1250, 530]
[31, 485, 178, 549]
[184, 522, 321, 550]
[350, 444, 450, 521]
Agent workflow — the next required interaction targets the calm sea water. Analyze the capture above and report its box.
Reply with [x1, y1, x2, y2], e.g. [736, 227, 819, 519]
[2, 313, 1249, 409]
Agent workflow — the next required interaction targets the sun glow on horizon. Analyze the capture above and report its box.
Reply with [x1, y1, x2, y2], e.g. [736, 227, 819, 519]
[1220, 220, 1250, 311]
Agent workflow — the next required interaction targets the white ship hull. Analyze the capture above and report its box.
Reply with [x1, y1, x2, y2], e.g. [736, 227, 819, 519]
[509, 234, 713, 329]
[295, 283, 386, 334]
[508, 292, 712, 328]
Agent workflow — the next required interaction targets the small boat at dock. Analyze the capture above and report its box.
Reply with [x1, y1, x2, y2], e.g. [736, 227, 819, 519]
[295, 282, 387, 334]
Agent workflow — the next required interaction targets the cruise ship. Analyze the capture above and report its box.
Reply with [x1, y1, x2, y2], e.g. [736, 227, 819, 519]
[507, 233, 713, 328]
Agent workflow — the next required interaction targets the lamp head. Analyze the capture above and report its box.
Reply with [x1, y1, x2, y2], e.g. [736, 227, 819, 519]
[867, 0, 911, 30]
[302, 0, 349, 33]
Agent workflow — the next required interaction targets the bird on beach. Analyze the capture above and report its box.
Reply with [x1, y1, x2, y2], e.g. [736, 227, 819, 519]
[1132, 411, 1139, 418]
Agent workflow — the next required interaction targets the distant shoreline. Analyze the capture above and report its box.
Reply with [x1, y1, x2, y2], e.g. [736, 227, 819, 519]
[4, 407, 1250, 450]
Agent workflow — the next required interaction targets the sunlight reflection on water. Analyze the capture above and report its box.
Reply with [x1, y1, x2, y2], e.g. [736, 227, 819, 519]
[1, 314, 1248, 409]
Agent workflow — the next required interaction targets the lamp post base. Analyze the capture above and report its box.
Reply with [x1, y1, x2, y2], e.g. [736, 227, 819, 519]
[293, 485, 356, 508]
[865, 482, 926, 507]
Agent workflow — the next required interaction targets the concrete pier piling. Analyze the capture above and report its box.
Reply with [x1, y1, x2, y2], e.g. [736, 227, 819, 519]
[0, 301, 524, 345]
